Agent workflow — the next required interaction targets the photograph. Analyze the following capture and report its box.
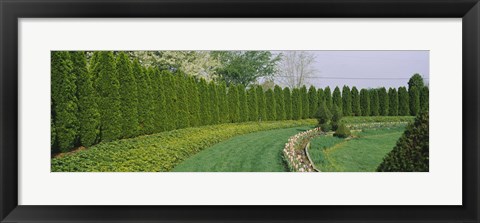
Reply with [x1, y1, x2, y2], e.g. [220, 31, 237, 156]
[50, 50, 429, 172]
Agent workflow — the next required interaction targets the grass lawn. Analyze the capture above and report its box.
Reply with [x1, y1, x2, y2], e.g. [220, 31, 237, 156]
[308, 125, 406, 172]
[173, 126, 314, 172]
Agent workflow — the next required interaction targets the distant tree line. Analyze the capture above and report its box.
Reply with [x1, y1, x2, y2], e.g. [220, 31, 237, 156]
[51, 51, 429, 153]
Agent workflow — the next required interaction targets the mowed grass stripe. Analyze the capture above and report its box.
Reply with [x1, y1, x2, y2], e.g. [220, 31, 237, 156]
[172, 126, 313, 172]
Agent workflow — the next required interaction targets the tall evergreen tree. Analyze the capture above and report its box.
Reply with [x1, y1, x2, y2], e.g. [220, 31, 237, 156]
[217, 81, 229, 123]
[209, 81, 220, 125]
[308, 86, 318, 118]
[175, 73, 190, 128]
[132, 59, 154, 134]
[256, 85, 267, 121]
[332, 86, 342, 113]
[398, 86, 410, 116]
[408, 73, 425, 91]
[70, 51, 99, 147]
[265, 89, 276, 121]
[291, 88, 302, 120]
[150, 69, 167, 132]
[409, 86, 420, 116]
[351, 87, 361, 116]
[116, 52, 139, 138]
[378, 87, 389, 116]
[359, 89, 370, 116]
[52, 51, 78, 152]
[228, 85, 240, 122]
[247, 87, 258, 121]
[370, 89, 380, 116]
[300, 85, 309, 119]
[420, 86, 429, 112]
[283, 87, 293, 120]
[274, 85, 286, 120]
[237, 84, 248, 122]
[187, 76, 201, 127]
[342, 85, 352, 116]
[324, 86, 333, 111]
[198, 78, 211, 125]
[317, 88, 324, 104]
[388, 88, 398, 116]
[163, 71, 179, 130]
[95, 51, 122, 142]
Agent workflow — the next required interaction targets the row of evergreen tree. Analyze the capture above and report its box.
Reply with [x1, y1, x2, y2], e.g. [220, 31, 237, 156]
[51, 51, 429, 153]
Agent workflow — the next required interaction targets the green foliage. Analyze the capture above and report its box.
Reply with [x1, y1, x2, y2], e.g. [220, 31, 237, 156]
[420, 86, 429, 112]
[319, 123, 332, 132]
[247, 87, 258, 121]
[116, 52, 139, 138]
[209, 81, 220, 125]
[51, 51, 78, 152]
[300, 85, 309, 119]
[265, 89, 277, 121]
[388, 88, 398, 116]
[51, 120, 315, 172]
[377, 110, 429, 172]
[217, 81, 229, 123]
[198, 78, 211, 125]
[341, 116, 414, 124]
[283, 87, 293, 120]
[370, 89, 380, 116]
[291, 88, 302, 120]
[317, 88, 324, 104]
[175, 73, 190, 128]
[351, 87, 361, 116]
[187, 76, 201, 127]
[398, 86, 410, 116]
[237, 84, 248, 122]
[163, 71, 179, 130]
[70, 51, 99, 147]
[150, 69, 167, 132]
[274, 85, 286, 120]
[95, 51, 123, 142]
[333, 124, 351, 138]
[212, 51, 280, 86]
[132, 59, 154, 134]
[409, 86, 420, 116]
[256, 85, 267, 121]
[308, 86, 318, 118]
[316, 100, 332, 126]
[331, 105, 343, 130]
[332, 86, 342, 113]
[324, 86, 333, 111]
[360, 89, 370, 116]
[408, 73, 425, 91]
[228, 85, 240, 123]
[378, 87, 389, 116]
[342, 85, 352, 116]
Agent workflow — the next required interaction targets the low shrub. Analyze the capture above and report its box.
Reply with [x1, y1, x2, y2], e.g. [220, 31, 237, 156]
[319, 123, 332, 132]
[333, 124, 351, 138]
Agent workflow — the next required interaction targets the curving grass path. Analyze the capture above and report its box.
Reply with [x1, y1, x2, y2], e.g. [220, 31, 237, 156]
[173, 126, 314, 172]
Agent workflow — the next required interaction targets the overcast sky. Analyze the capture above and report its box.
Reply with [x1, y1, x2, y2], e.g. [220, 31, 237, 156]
[272, 50, 429, 89]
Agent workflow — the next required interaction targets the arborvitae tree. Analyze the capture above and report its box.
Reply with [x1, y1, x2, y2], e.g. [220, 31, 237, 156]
[342, 85, 352, 116]
[274, 85, 286, 120]
[228, 85, 240, 122]
[398, 86, 410, 116]
[408, 73, 425, 91]
[209, 81, 220, 125]
[300, 86, 309, 119]
[351, 87, 361, 116]
[115, 52, 139, 138]
[265, 89, 276, 121]
[95, 51, 122, 142]
[324, 86, 333, 111]
[420, 86, 429, 112]
[331, 105, 343, 130]
[377, 110, 429, 172]
[133, 60, 155, 134]
[409, 86, 420, 116]
[283, 87, 292, 120]
[198, 78, 211, 125]
[370, 89, 380, 116]
[332, 86, 342, 113]
[247, 87, 258, 121]
[317, 88, 324, 104]
[316, 100, 332, 125]
[163, 71, 179, 130]
[186, 76, 200, 127]
[150, 69, 166, 133]
[378, 87, 389, 116]
[308, 86, 318, 118]
[291, 88, 302, 120]
[359, 89, 370, 116]
[217, 81, 229, 123]
[88, 51, 100, 84]
[70, 51, 99, 147]
[175, 73, 190, 128]
[388, 88, 398, 116]
[256, 85, 267, 121]
[51, 51, 78, 152]
[51, 113, 56, 148]
[237, 84, 248, 122]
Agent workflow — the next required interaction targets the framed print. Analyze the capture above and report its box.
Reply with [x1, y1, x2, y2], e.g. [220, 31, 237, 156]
[1, 0, 479, 222]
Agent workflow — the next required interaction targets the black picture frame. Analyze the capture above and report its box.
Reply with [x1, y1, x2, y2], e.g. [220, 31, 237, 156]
[1, 0, 479, 222]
